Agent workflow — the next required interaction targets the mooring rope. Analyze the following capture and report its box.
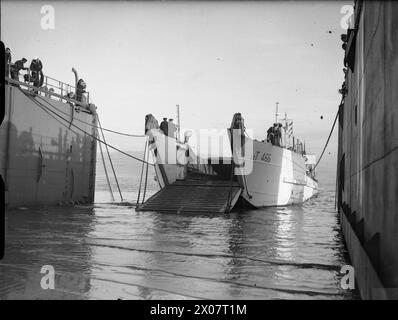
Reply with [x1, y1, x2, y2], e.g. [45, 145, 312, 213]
[97, 127, 115, 202]
[313, 107, 340, 171]
[21, 90, 154, 166]
[35, 94, 146, 137]
[97, 115, 123, 202]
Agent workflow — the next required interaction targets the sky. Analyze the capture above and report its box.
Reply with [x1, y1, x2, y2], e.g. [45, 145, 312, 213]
[1, 0, 352, 185]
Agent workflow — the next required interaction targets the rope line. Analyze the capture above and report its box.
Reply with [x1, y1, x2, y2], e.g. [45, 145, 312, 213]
[97, 127, 115, 202]
[21, 90, 154, 166]
[97, 116, 123, 202]
[313, 107, 340, 170]
[35, 94, 146, 138]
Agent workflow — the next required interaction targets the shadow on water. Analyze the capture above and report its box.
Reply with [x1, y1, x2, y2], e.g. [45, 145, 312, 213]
[0, 206, 96, 299]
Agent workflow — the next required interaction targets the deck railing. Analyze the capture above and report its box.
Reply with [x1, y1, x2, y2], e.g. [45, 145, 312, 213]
[5, 61, 91, 111]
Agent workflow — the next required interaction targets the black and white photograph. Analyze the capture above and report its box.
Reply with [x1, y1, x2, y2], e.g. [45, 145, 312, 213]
[0, 0, 397, 305]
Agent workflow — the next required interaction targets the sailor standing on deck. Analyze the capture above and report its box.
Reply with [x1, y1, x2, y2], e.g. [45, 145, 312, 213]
[76, 79, 87, 103]
[168, 119, 177, 139]
[274, 123, 282, 147]
[267, 125, 275, 144]
[10, 58, 28, 84]
[30, 57, 43, 89]
[160, 117, 168, 136]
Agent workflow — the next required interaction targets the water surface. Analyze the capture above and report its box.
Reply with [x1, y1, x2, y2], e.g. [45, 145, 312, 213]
[0, 154, 356, 299]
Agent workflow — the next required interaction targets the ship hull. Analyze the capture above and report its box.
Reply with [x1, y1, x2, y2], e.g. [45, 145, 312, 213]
[337, 1, 398, 299]
[0, 84, 97, 207]
[233, 137, 318, 207]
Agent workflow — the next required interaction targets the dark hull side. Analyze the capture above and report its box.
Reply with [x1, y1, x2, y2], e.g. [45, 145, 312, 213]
[337, 1, 398, 299]
[0, 85, 97, 207]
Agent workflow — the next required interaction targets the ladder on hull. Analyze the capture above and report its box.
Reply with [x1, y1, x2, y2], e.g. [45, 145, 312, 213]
[136, 180, 242, 213]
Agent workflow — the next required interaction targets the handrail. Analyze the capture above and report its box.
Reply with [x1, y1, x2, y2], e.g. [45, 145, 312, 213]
[6, 77, 92, 111]
[5, 60, 90, 107]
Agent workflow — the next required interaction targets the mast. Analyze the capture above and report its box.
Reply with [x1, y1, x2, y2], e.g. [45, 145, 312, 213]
[275, 102, 279, 124]
[283, 112, 287, 147]
[176, 104, 181, 141]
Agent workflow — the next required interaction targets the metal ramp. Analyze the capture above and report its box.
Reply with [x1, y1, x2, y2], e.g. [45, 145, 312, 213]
[136, 180, 242, 213]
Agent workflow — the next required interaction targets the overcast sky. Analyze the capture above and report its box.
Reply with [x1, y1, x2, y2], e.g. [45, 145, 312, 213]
[1, 0, 352, 184]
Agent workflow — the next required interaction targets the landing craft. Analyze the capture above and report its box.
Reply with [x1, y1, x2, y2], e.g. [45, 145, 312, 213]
[225, 112, 319, 207]
[137, 109, 318, 212]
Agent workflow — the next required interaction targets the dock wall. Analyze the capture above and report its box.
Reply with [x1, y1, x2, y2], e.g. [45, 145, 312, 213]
[337, 1, 398, 299]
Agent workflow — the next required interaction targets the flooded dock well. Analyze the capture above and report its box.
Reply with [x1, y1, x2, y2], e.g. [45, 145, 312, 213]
[1, 0, 397, 301]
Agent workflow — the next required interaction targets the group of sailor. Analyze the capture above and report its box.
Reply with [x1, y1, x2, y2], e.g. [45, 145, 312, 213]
[4, 47, 87, 104]
[160, 117, 177, 139]
[266, 123, 283, 146]
[5, 47, 44, 89]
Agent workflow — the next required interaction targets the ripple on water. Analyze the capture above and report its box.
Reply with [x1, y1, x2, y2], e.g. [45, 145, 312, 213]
[0, 188, 357, 299]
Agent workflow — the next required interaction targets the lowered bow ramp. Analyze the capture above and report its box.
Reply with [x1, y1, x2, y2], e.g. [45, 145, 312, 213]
[136, 180, 242, 213]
